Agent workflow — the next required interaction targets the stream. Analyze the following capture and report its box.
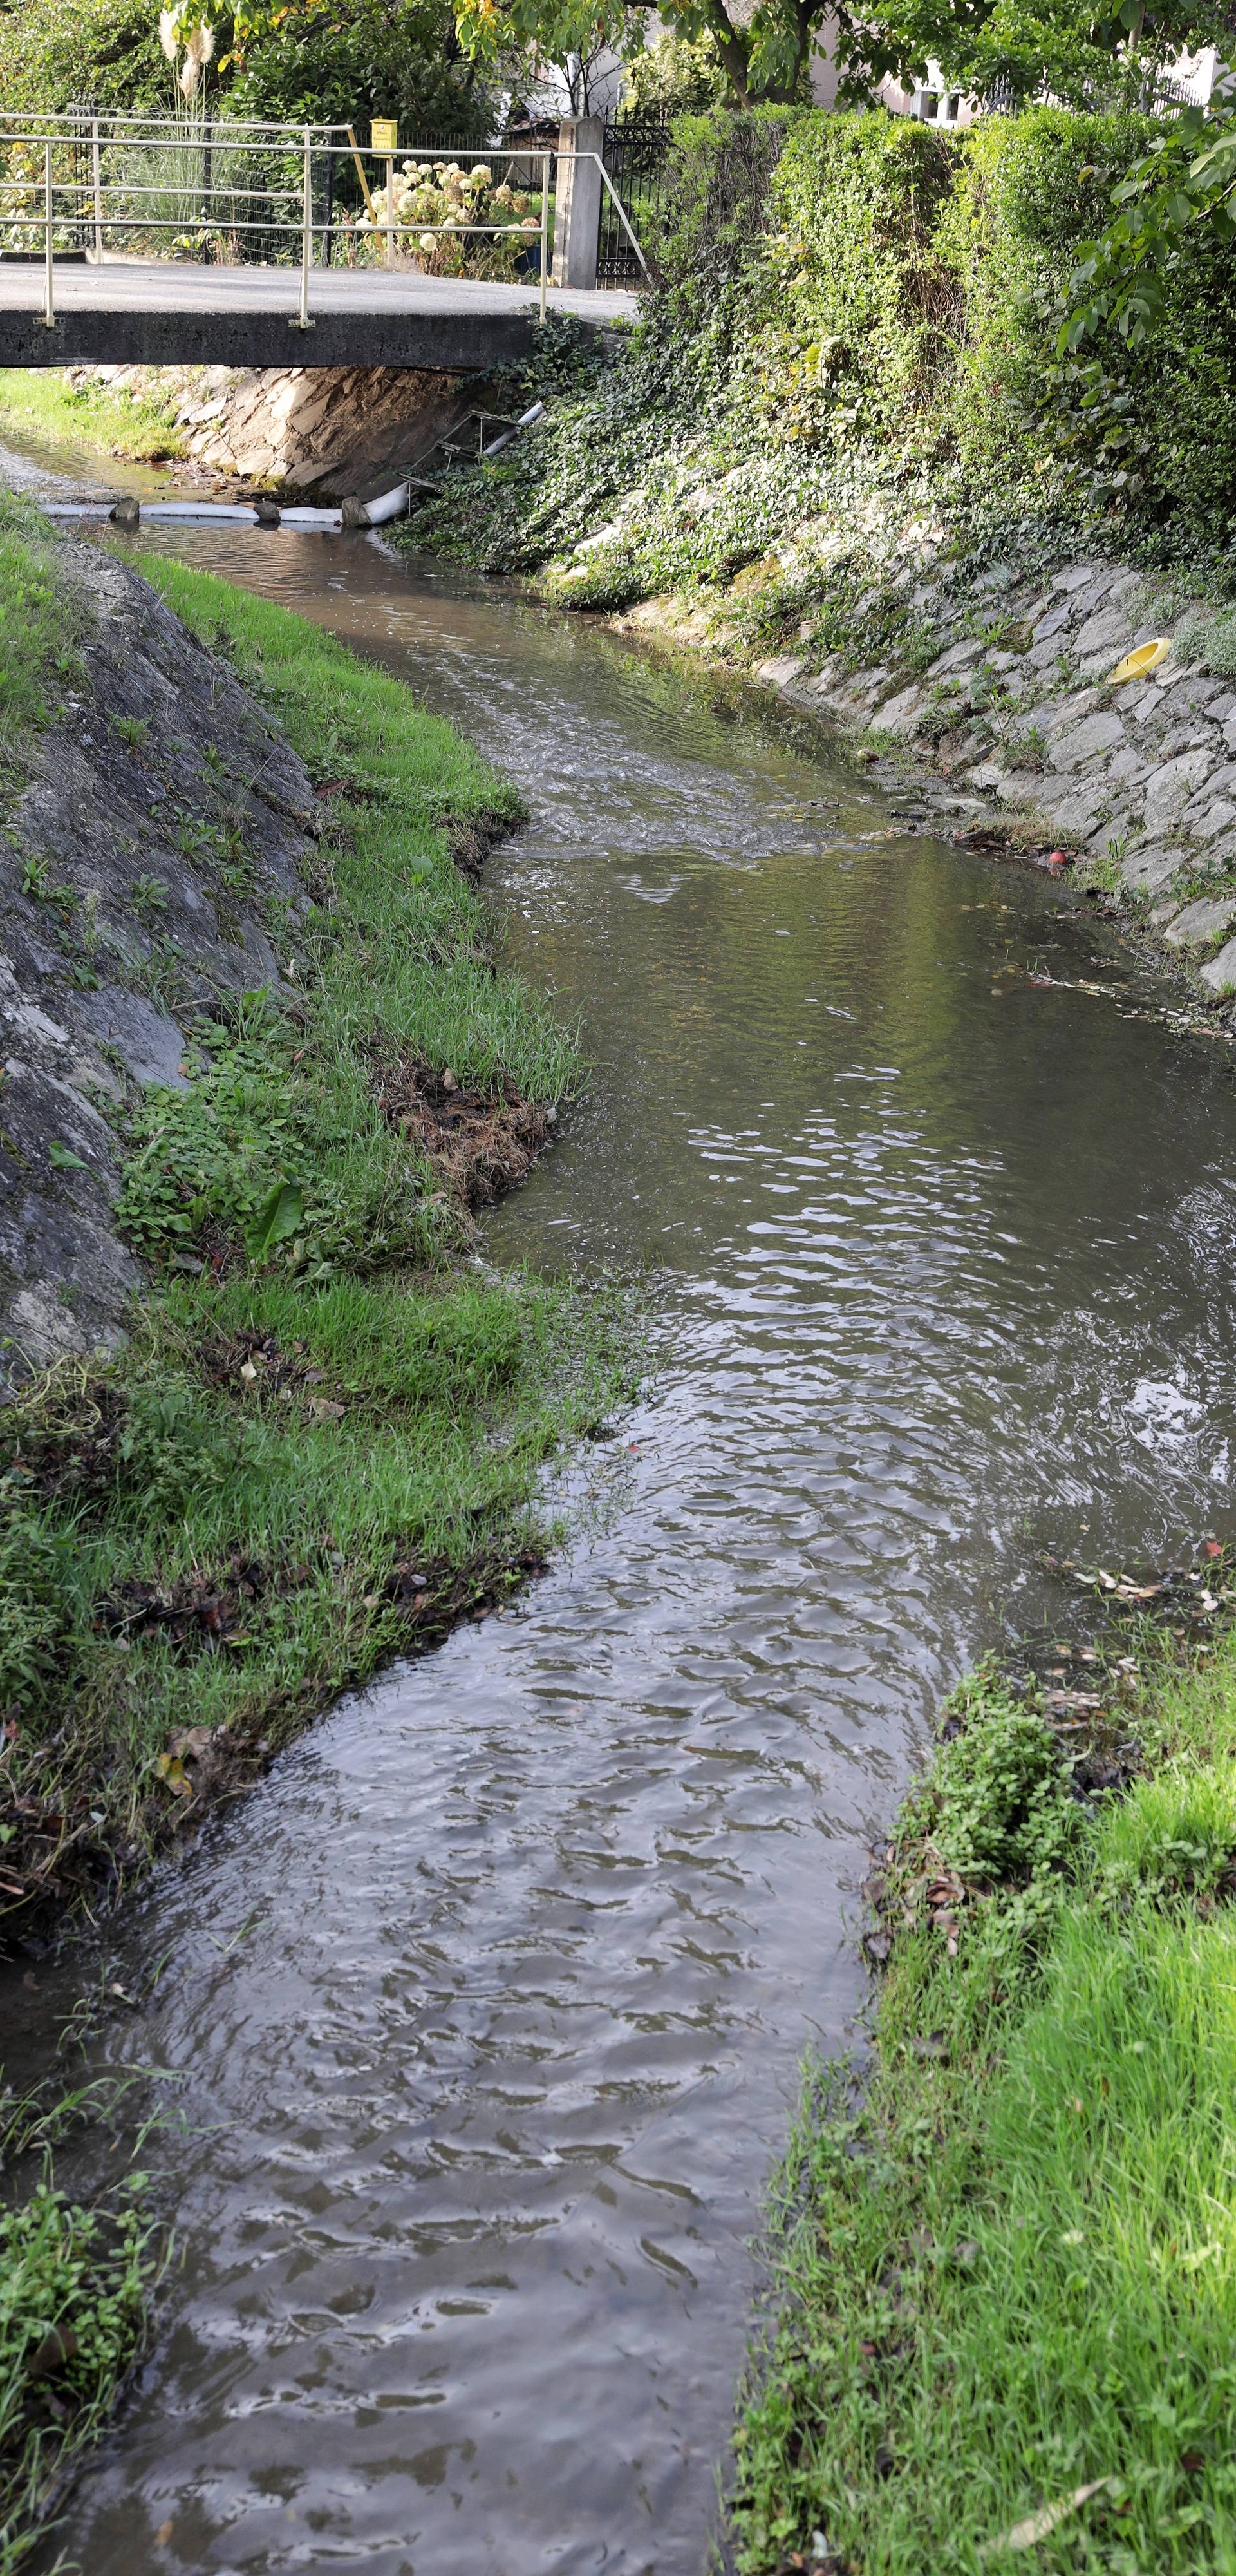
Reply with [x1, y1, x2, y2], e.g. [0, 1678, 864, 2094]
[8, 466, 1236, 2575]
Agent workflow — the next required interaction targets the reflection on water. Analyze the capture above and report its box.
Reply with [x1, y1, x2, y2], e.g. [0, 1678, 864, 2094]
[10, 518, 1236, 2575]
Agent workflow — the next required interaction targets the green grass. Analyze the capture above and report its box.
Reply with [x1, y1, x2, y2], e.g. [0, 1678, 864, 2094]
[731, 1625, 1236, 2575]
[0, 550, 633, 1929]
[0, 2080, 161, 2576]
[0, 368, 184, 463]
[0, 496, 87, 782]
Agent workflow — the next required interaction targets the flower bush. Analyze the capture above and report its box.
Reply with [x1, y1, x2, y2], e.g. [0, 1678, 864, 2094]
[358, 156, 544, 276]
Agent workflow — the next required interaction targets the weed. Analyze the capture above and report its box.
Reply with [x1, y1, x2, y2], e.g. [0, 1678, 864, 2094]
[0, 2078, 163, 2572]
[109, 713, 149, 751]
[131, 872, 167, 922]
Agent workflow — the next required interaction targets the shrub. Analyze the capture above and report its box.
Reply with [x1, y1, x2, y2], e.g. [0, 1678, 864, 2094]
[225, 0, 495, 163]
[0, 0, 166, 117]
[1175, 605, 1236, 672]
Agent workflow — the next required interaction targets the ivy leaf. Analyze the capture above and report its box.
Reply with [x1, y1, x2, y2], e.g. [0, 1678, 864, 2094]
[245, 1177, 304, 1263]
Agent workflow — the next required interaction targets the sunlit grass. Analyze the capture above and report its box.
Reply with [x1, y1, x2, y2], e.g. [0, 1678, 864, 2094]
[732, 1633, 1236, 2573]
[0, 367, 184, 462]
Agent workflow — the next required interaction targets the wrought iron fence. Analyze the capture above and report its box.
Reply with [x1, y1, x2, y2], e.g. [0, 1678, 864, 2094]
[598, 112, 672, 289]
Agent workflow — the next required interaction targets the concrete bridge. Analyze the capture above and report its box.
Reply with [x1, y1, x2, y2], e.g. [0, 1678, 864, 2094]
[0, 257, 639, 372]
[0, 113, 644, 372]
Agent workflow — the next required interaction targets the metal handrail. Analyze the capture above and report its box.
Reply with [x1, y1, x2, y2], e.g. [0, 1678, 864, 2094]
[1, 120, 646, 325]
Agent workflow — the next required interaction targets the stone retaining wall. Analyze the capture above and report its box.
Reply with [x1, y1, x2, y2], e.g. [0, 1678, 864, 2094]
[75, 361, 469, 495]
[621, 549, 1236, 1007]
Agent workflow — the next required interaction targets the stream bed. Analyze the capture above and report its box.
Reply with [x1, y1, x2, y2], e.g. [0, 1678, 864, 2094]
[9, 497, 1236, 2575]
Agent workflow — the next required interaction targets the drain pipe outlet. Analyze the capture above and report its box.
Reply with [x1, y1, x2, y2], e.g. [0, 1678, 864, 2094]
[342, 482, 409, 529]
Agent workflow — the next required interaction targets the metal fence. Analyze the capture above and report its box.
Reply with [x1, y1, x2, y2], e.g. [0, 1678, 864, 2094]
[0, 115, 555, 327]
[597, 112, 673, 289]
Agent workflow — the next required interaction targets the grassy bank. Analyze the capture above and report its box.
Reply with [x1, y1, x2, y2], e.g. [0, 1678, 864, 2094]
[731, 1596, 1236, 2573]
[0, 2081, 164, 2576]
[0, 369, 184, 465]
[0, 543, 631, 1933]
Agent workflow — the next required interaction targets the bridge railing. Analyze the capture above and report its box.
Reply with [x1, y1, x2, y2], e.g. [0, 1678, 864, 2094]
[0, 117, 581, 328]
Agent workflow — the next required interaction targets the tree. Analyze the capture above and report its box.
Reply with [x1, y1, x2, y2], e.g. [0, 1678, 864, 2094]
[1063, 99, 1236, 351]
[833, 0, 1230, 112]
[456, 0, 1228, 113]
[454, 0, 829, 108]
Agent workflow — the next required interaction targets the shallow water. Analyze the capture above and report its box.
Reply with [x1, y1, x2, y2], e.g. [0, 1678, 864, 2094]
[9, 506, 1236, 2575]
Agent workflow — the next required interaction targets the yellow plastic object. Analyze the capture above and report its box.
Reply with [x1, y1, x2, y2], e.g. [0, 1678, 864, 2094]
[1109, 638, 1172, 684]
[370, 118, 398, 153]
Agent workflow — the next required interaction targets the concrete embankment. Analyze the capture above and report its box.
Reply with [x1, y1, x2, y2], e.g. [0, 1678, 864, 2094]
[0, 531, 315, 1387]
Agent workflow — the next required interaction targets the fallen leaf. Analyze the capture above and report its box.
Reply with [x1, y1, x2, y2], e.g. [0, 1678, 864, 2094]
[48, 1139, 88, 1171]
[169, 1725, 212, 1761]
[156, 1752, 192, 1796]
[1204, 1540, 1222, 1560]
[239, 1358, 258, 1383]
[980, 2478, 1118, 2556]
[154, 2521, 174, 2546]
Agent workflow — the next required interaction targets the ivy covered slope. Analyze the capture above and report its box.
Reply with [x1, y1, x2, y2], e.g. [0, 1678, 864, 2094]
[730, 1607, 1236, 2575]
[0, 506, 626, 1940]
[409, 104, 1236, 601]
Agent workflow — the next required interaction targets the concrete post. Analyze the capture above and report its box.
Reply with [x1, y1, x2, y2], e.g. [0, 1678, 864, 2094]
[551, 115, 604, 292]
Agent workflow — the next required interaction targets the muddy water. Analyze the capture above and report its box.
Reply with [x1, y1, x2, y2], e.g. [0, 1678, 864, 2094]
[13, 511, 1236, 2575]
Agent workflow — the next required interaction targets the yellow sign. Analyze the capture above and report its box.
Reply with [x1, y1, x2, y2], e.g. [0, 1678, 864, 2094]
[371, 119, 398, 155]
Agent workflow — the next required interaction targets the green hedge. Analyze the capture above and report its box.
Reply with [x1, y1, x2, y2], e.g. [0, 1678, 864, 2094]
[0, 0, 167, 117]
[946, 108, 1236, 536]
[751, 104, 1236, 543]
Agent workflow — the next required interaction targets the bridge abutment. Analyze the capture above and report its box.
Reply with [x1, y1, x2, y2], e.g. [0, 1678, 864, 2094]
[72, 360, 475, 495]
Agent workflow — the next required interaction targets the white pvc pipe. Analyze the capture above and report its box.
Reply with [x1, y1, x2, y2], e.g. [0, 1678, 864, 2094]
[38, 498, 345, 527]
[359, 482, 409, 526]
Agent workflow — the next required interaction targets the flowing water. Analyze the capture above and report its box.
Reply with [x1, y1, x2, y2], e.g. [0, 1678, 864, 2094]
[8, 489, 1236, 2575]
